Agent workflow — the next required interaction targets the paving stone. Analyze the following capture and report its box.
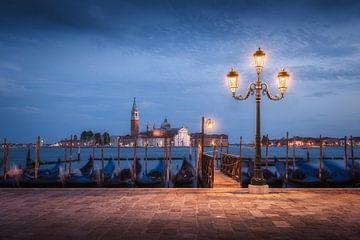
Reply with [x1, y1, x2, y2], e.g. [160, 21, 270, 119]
[0, 188, 359, 239]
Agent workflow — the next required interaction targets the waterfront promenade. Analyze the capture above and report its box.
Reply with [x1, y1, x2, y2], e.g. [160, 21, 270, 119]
[0, 188, 359, 240]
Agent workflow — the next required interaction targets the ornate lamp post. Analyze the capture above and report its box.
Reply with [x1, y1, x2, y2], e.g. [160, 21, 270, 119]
[201, 117, 214, 156]
[227, 48, 290, 189]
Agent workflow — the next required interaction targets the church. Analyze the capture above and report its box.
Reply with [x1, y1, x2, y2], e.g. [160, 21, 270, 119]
[110, 98, 191, 147]
[138, 117, 191, 147]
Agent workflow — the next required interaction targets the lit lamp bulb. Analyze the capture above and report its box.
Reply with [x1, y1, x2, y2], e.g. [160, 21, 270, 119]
[277, 68, 289, 94]
[206, 119, 213, 129]
[253, 48, 266, 73]
[227, 67, 239, 93]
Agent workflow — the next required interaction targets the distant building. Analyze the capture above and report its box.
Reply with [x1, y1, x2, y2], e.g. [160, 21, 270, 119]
[138, 117, 191, 147]
[130, 97, 139, 138]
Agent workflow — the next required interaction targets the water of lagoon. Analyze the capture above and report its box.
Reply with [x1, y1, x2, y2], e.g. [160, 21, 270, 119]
[1, 145, 359, 187]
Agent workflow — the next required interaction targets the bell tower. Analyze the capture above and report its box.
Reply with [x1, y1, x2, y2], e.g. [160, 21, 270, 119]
[131, 97, 139, 138]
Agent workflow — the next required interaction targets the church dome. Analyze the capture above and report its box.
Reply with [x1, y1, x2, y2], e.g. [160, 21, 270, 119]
[161, 117, 171, 130]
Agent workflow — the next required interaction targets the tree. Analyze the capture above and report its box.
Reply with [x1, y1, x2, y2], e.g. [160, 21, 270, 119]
[80, 130, 94, 141]
[103, 132, 110, 145]
[94, 132, 102, 145]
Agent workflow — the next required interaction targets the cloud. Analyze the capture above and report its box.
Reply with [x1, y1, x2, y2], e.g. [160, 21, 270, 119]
[306, 91, 335, 97]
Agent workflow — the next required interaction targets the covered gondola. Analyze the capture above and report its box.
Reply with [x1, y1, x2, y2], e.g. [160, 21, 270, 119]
[136, 160, 164, 187]
[173, 158, 195, 187]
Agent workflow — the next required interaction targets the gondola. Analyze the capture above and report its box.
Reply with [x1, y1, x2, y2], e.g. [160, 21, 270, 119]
[0, 166, 23, 187]
[19, 163, 63, 187]
[173, 157, 195, 187]
[104, 161, 142, 187]
[275, 160, 323, 187]
[262, 167, 283, 187]
[65, 160, 115, 187]
[323, 161, 353, 187]
[136, 160, 164, 187]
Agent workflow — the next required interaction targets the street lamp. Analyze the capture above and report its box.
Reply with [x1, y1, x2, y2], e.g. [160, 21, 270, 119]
[199, 116, 214, 184]
[226, 48, 290, 189]
[201, 117, 213, 155]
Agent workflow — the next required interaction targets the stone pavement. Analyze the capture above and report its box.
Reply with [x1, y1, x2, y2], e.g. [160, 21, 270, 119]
[0, 188, 359, 240]
[213, 170, 240, 188]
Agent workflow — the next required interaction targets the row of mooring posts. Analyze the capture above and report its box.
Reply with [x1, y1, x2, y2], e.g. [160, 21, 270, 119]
[232, 132, 358, 184]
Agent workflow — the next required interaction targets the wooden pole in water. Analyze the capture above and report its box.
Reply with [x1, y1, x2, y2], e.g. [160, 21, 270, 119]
[69, 135, 72, 177]
[26, 144, 31, 168]
[3, 138, 7, 179]
[145, 138, 148, 175]
[219, 136, 223, 156]
[265, 134, 269, 168]
[226, 140, 229, 154]
[239, 136, 243, 157]
[169, 140, 173, 186]
[92, 143, 95, 161]
[117, 138, 121, 177]
[101, 147, 104, 183]
[292, 144, 296, 170]
[307, 144, 310, 161]
[285, 132, 289, 183]
[35, 136, 40, 179]
[133, 138, 137, 181]
[350, 136, 355, 177]
[344, 136, 348, 169]
[319, 135, 323, 179]
[5, 140, 9, 179]
[64, 138, 67, 172]
[77, 142, 81, 161]
[165, 137, 169, 187]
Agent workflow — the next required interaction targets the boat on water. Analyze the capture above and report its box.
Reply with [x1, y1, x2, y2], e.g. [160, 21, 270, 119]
[20, 162, 64, 187]
[0, 165, 24, 187]
[136, 160, 164, 187]
[173, 157, 195, 187]
[65, 159, 115, 187]
[104, 161, 141, 187]
[323, 161, 353, 187]
[275, 160, 323, 187]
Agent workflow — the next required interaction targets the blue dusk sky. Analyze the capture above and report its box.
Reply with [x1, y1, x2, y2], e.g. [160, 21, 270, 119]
[0, 0, 360, 143]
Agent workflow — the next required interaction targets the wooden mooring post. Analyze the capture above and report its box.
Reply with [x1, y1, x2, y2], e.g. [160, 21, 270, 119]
[3, 138, 8, 179]
[117, 138, 121, 177]
[92, 144, 95, 162]
[69, 136, 73, 177]
[292, 143, 296, 171]
[350, 136, 355, 177]
[132, 139, 137, 181]
[344, 136, 348, 169]
[319, 135, 323, 179]
[101, 147, 105, 183]
[169, 140, 173, 186]
[145, 139, 148, 175]
[285, 132, 289, 183]
[64, 138, 67, 172]
[77, 142, 81, 161]
[35, 136, 40, 179]
[239, 136, 242, 158]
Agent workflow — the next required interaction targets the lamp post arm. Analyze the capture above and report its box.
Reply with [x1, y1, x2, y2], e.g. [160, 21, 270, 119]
[232, 83, 255, 101]
[261, 83, 284, 101]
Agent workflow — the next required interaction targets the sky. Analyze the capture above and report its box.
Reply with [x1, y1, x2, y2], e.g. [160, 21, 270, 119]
[0, 0, 360, 143]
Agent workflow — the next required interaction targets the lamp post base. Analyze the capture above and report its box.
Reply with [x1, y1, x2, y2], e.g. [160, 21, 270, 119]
[250, 169, 266, 185]
[248, 184, 269, 194]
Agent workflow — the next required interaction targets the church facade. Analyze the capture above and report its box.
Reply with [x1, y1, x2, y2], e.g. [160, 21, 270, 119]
[138, 117, 191, 147]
